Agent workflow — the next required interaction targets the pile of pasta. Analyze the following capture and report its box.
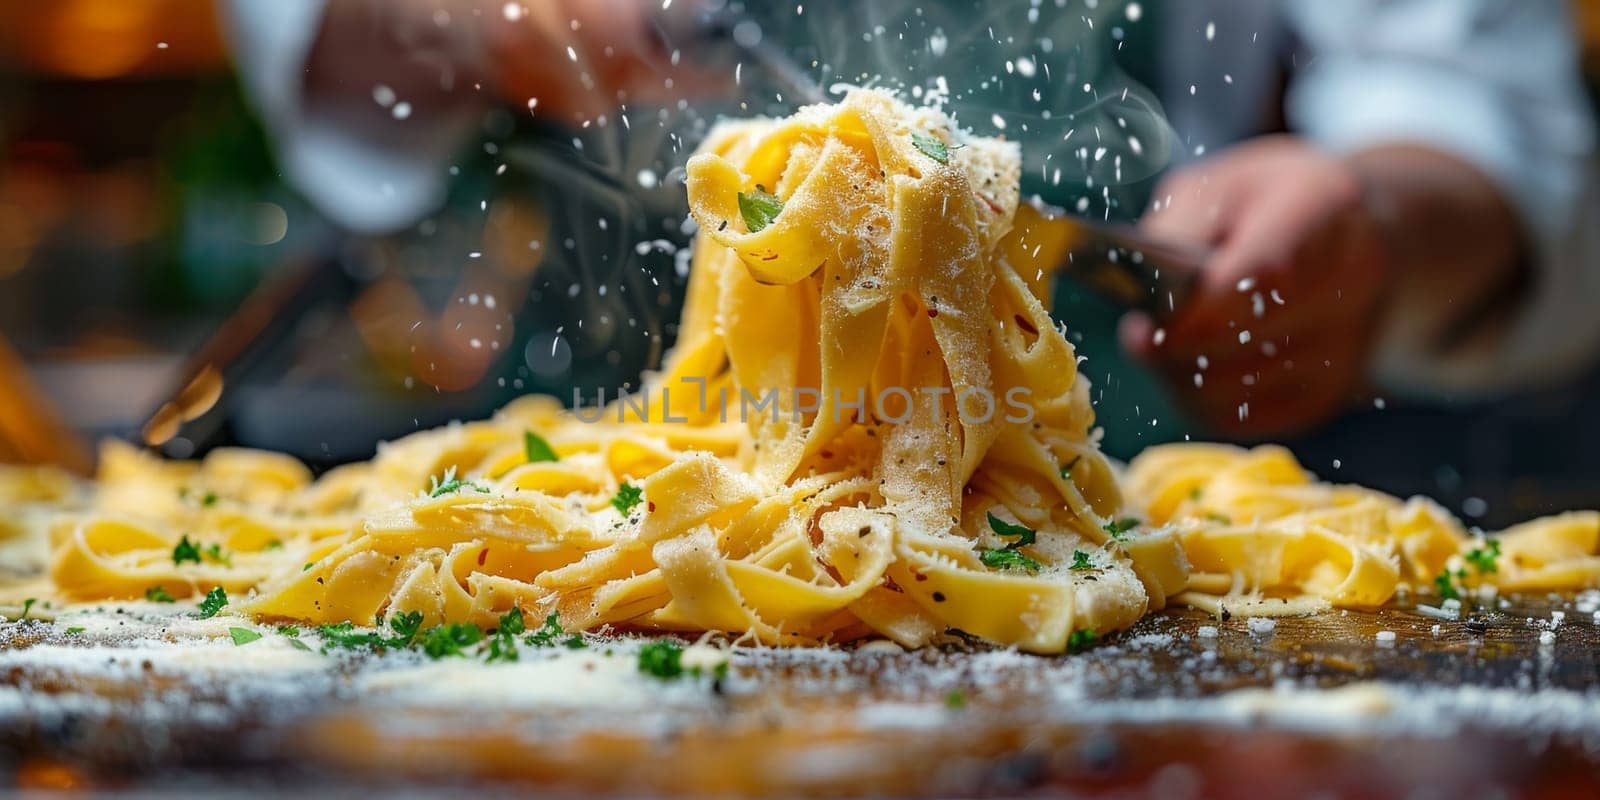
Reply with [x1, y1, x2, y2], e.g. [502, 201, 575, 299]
[1, 89, 1597, 654]
[1125, 443, 1600, 617]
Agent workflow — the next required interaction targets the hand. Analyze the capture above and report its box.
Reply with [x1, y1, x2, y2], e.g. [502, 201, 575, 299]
[1119, 136, 1392, 438]
[482, 0, 728, 122]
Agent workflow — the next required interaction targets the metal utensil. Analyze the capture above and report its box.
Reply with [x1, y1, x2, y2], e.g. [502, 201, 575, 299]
[138, 256, 356, 455]
[1041, 211, 1207, 315]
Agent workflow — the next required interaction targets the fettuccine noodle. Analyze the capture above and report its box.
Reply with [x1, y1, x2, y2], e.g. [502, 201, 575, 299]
[1, 90, 1596, 653]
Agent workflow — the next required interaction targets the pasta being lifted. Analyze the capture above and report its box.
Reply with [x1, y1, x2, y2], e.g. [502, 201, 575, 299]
[3, 90, 1598, 653]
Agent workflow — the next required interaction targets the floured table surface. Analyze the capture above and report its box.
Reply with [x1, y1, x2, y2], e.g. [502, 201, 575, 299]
[3, 595, 1600, 797]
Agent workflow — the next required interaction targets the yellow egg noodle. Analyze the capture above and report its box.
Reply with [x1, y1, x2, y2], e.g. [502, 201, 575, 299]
[1, 89, 1597, 653]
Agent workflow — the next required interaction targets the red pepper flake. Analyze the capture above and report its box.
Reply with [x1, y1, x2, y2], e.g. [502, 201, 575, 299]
[927, 307, 939, 318]
[913, 572, 928, 582]
[820, 449, 834, 459]
[647, 501, 656, 513]
[477, 548, 489, 566]
[1014, 314, 1039, 335]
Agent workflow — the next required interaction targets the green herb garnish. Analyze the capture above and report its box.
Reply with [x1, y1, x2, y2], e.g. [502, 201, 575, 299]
[1434, 568, 1466, 601]
[638, 640, 685, 679]
[1464, 538, 1501, 575]
[485, 608, 525, 663]
[421, 623, 483, 659]
[145, 586, 176, 603]
[173, 536, 202, 565]
[200, 491, 219, 507]
[524, 611, 576, 649]
[1070, 550, 1094, 571]
[17, 598, 37, 621]
[1102, 517, 1140, 541]
[195, 587, 228, 619]
[388, 611, 424, 646]
[524, 431, 559, 463]
[64, 626, 85, 635]
[1067, 628, 1098, 653]
[264, 540, 284, 551]
[1059, 456, 1082, 480]
[945, 689, 967, 709]
[611, 482, 644, 516]
[986, 512, 1037, 547]
[737, 187, 784, 233]
[911, 130, 951, 164]
[316, 621, 385, 651]
[978, 547, 1042, 572]
[202, 543, 232, 568]
[979, 511, 1040, 571]
[428, 466, 467, 497]
[229, 627, 262, 645]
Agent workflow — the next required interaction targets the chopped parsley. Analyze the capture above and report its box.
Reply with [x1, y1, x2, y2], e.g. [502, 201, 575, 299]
[388, 611, 424, 646]
[1067, 628, 1098, 653]
[229, 627, 262, 645]
[979, 511, 1040, 571]
[264, 540, 284, 551]
[986, 512, 1037, 547]
[195, 587, 228, 619]
[1434, 568, 1467, 601]
[944, 689, 967, 709]
[1058, 456, 1082, 480]
[638, 640, 685, 679]
[428, 466, 468, 497]
[64, 627, 85, 635]
[203, 543, 233, 568]
[978, 547, 1042, 572]
[497, 607, 527, 636]
[18, 598, 36, 620]
[285, 636, 312, 652]
[200, 491, 219, 507]
[737, 187, 784, 233]
[611, 482, 644, 516]
[421, 623, 483, 659]
[524, 430, 559, 463]
[317, 621, 386, 651]
[145, 586, 176, 603]
[485, 608, 525, 663]
[525, 611, 583, 649]
[277, 625, 301, 637]
[1069, 550, 1094, 571]
[911, 130, 951, 164]
[1102, 517, 1140, 541]
[1464, 539, 1501, 575]
[172, 536, 202, 565]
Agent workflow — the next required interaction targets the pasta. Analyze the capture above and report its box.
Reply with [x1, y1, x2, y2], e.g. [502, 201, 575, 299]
[1, 89, 1596, 653]
[1124, 443, 1600, 615]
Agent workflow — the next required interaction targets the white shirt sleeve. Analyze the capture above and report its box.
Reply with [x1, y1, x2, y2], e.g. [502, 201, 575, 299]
[1284, 0, 1600, 397]
[220, 0, 486, 234]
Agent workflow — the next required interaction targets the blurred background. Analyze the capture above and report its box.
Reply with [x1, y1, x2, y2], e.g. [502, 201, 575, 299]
[1, 0, 1598, 527]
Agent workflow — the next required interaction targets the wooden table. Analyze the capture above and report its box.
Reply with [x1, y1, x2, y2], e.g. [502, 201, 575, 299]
[2, 596, 1598, 797]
